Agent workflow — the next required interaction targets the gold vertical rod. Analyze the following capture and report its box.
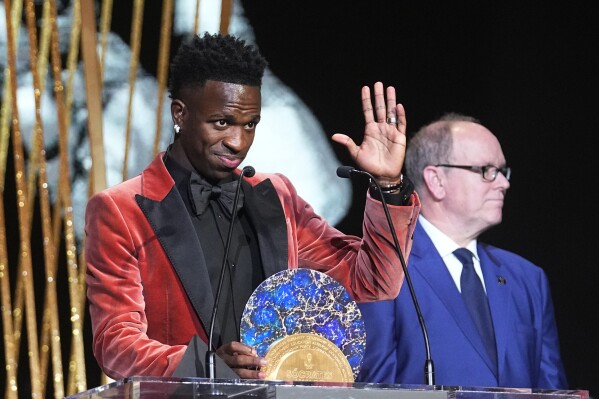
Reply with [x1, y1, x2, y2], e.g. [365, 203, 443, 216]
[34, 3, 58, 396]
[219, 0, 233, 34]
[153, 0, 174, 157]
[24, 2, 63, 398]
[194, 0, 201, 33]
[0, 194, 16, 399]
[37, 0, 52, 84]
[8, 1, 42, 397]
[23, 0, 51, 221]
[0, 3, 24, 397]
[98, 0, 114, 82]
[64, 0, 82, 135]
[46, 0, 87, 394]
[80, 0, 107, 194]
[60, 1, 89, 395]
[0, 0, 23, 189]
[121, 0, 145, 181]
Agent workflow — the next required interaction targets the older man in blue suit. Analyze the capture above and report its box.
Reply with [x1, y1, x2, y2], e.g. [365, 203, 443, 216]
[357, 113, 567, 389]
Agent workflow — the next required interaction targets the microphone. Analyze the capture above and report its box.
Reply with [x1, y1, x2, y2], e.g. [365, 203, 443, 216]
[337, 165, 435, 386]
[206, 165, 256, 380]
[336, 165, 362, 179]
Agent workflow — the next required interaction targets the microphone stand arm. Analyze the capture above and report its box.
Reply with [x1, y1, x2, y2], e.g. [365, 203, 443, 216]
[353, 169, 435, 386]
[206, 170, 248, 380]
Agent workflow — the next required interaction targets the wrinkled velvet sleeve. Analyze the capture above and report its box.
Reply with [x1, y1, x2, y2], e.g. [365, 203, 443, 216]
[85, 190, 186, 379]
[267, 173, 420, 302]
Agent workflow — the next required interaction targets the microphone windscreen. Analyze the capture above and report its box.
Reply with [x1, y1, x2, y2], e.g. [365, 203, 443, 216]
[243, 165, 256, 177]
[336, 165, 355, 178]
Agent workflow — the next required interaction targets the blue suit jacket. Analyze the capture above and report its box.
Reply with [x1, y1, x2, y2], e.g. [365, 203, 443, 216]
[357, 221, 568, 389]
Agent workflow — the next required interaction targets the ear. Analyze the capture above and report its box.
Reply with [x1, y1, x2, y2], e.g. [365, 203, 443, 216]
[171, 99, 186, 126]
[422, 165, 446, 200]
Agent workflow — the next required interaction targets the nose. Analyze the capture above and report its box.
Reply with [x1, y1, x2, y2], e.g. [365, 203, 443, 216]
[223, 127, 252, 152]
[496, 171, 510, 189]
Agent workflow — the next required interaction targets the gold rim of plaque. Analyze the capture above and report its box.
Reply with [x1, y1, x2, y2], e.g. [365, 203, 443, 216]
[262, 333, 354, 383]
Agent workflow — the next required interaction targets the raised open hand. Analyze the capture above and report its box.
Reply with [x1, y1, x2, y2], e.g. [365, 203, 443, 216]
[332, 82, 406, 186]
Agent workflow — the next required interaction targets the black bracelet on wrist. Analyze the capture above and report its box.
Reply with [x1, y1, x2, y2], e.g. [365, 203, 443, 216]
[368, 176, 414, 206]
[379, 183, 402, 194]
[369, 179, 402, 193]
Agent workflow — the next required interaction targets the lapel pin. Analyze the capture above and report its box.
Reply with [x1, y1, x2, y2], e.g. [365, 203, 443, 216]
[497, 276, 507, 285]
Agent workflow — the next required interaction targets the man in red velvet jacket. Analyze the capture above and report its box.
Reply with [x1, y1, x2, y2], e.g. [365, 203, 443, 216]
[85, 32, 419, 380]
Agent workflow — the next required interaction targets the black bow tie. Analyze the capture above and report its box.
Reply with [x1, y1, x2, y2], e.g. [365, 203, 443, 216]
[189, 173, 244, 217]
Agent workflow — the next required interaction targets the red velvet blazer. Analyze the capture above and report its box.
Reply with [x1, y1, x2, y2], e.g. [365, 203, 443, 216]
[85, 153, 420, 379]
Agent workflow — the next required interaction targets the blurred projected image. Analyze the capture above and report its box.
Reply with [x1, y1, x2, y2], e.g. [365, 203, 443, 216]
[0, 0, 351, 241]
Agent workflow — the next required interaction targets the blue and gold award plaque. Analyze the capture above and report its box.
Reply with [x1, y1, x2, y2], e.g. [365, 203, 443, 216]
[240, 268, 365, 382]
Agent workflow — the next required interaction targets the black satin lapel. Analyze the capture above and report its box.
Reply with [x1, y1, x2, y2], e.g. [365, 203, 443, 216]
[135, 189, 215, 334]
[243, 179, 288, 278]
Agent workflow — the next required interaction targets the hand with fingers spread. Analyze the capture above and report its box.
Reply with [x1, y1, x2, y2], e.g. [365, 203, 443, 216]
[332, 81, 407, 187]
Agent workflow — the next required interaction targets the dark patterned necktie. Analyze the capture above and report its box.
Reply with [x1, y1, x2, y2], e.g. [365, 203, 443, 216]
[454, 248, 497, 367]
[189, 173, 244, 217]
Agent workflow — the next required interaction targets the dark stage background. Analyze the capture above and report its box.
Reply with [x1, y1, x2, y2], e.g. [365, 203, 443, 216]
[239, 1, 597, 395]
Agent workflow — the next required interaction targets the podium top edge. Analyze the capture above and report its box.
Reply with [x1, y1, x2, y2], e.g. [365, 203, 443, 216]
[64, 376, 589, 399]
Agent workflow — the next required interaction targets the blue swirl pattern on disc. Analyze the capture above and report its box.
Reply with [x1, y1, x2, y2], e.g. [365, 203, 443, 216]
[240, 268, 365, 378]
